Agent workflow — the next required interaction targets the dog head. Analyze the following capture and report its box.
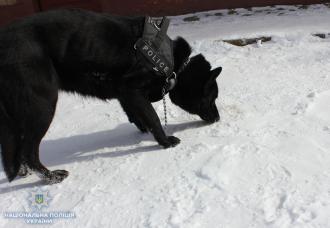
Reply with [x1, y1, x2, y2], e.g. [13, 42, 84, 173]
[170, 44, 222, 123]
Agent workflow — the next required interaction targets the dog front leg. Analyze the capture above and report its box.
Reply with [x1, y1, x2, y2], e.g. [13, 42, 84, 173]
[119, 92, 180, 148]
[120, 102, 148, 133]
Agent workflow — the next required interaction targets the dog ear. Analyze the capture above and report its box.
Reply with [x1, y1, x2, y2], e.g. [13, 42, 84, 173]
[204, 67, 221, 94]
[173, 37, 192, 71]
[210, 67, 222, 81]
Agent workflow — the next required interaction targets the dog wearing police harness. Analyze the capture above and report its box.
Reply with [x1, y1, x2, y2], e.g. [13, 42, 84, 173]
[0, 9, 222, 184]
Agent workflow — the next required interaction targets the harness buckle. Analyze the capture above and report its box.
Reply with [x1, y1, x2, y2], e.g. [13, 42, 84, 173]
[166, 72, 177, 83]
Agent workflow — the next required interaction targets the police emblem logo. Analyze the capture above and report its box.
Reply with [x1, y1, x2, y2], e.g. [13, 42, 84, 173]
[28, 188, 51, 210]
[35, 194, 44, 204]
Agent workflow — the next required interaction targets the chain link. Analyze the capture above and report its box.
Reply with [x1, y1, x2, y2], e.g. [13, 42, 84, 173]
[162, 87, 168, 128]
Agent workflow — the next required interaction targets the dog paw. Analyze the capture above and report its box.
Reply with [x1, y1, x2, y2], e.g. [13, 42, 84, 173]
[43, 170, 69, 185]
[162, 136, 181, 148]
[17, 164, 32, 178]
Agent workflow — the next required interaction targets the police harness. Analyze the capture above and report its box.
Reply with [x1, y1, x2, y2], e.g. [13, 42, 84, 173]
[134, 16, 189, 93]
[134, 16, 190, 127]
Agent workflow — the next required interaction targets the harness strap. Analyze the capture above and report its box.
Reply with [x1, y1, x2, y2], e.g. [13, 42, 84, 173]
[134, 16, 191, 94]
[134, 38, 173, 77]
[133, 16, 192, 128]
[134, 16, 174, 77]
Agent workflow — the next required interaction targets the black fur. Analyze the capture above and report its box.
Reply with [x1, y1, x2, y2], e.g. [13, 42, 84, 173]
[0, 9, 221, 184]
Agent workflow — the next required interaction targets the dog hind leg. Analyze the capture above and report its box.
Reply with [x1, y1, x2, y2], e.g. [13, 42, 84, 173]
[23, 137, 69, 184]
[17, 163, 32, 178]
[17, 58, 68, 184]
[22, 97, 69, 184]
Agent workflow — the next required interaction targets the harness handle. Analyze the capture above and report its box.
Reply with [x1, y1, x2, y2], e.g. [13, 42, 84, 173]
[153, 17, 170, 50]
[159, 17, 170, 35]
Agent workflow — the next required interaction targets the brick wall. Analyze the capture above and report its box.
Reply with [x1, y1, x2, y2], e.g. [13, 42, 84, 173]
[0, 0, 327, 27]
[99, 0, 327, 16]
[0, 0, 37, 26]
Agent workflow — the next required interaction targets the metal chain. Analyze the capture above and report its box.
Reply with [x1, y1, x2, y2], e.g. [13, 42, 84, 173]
[162, 87, 168, 128]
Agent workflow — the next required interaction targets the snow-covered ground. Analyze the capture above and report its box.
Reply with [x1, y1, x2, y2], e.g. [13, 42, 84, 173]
[1, 4, 330, 228]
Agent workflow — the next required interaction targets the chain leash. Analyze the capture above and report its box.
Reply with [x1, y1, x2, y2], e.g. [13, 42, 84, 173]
[162, 87, 168, 128]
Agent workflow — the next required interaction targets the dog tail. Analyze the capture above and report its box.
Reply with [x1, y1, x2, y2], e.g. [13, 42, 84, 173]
[0, 104, 20, 182]
[1, 133, 20, 182]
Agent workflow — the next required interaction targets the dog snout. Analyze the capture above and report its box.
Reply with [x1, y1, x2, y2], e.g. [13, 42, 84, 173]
[200, 111, 220, 123]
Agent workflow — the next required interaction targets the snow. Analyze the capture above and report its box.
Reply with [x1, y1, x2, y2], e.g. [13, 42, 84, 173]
[1, 4, 330, 228]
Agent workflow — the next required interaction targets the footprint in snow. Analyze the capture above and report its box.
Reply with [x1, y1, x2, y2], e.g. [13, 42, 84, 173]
[291, 91, 316, 116]
[305, 91, 330, 123]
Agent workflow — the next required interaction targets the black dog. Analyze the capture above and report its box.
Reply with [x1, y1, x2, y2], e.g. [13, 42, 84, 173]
[0, 9, 221, 184]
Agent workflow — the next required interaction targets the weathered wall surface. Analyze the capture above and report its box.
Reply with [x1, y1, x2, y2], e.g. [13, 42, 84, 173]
[0, 0, 327, 26]
[99, 0, 327, 15]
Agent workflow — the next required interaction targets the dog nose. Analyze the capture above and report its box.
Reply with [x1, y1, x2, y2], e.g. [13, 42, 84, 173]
[203, 115, 220, 123]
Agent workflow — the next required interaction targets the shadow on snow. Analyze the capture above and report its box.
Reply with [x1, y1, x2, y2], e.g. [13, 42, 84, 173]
[0, 120, 208, 193]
